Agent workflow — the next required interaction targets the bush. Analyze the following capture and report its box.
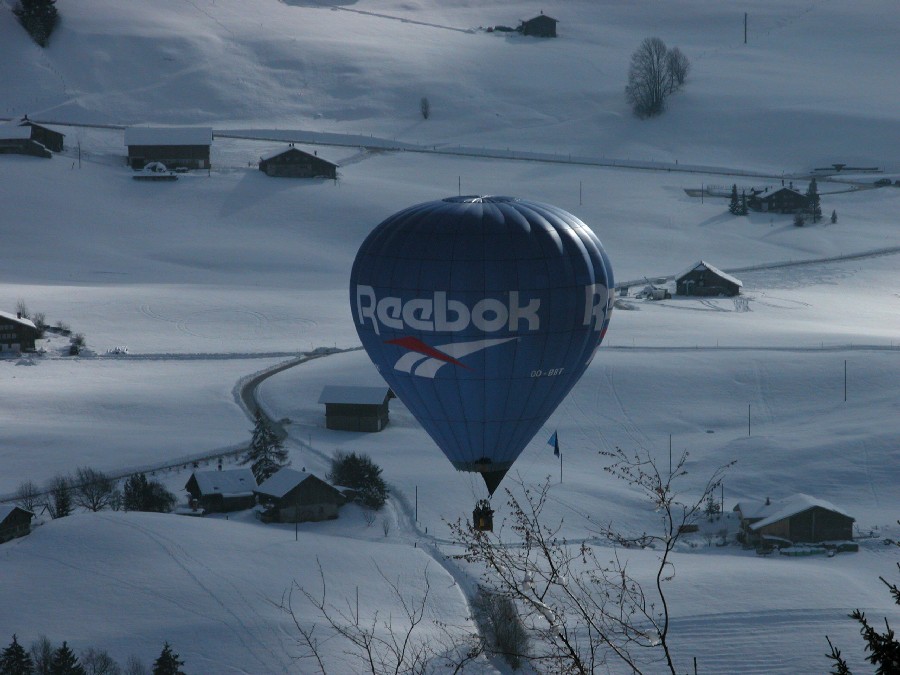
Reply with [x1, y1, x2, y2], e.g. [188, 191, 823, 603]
[328, 451, 388, 510]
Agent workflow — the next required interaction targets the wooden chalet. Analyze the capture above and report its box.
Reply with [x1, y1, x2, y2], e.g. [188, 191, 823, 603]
[0, 123, 52, 158]
[184, 468, 257, 513]
[124, 126, 213, 170]
[747, 187, 809, 214]
[0, 504, 34, 543]
[520, 12, 558, 37]
[18, 116, 65, 152]
[734, 494, 854, 546]
[318, 385, 393, 432]
[254, 468, 346, 523]
[675, 261, 742, 297]
[258, 144, 338, 179]
[0, 310, 39, 352]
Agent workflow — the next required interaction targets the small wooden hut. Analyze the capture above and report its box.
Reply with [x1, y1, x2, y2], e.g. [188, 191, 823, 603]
[318, 385, 393, 432]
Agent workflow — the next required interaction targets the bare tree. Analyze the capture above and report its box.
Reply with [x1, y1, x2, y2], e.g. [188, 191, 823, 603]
[73, 466, 115, 512]
[15, 479, 43, 512]
[666, 47, 690, 88]
[282, 559, 483, 674]
[625, 37, 690, 118]
[122, 655, 149, 675]
[81, 647, 122, 675]
[625, 37, 671, 118]
[420, 96, 431, 120]
[450, 449, 732, 674]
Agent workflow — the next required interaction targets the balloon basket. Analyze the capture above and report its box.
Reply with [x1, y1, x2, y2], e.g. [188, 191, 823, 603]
[473, 499, 494, 532]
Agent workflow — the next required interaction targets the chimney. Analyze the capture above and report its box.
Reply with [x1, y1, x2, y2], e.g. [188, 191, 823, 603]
[17, 312, 21, 319]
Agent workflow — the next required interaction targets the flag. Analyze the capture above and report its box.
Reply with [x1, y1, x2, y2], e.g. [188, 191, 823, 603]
[547, 431, 560, 457]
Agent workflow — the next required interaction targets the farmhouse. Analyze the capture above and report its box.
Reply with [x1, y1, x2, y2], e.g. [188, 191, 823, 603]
[258, 144, 338, 179]
[747, 187, 809, 214]
[520, 13, 558, 37]
[318, 385, 393, 432]
[0, 311, 39, 352]
[734, 494, 854, 546]
[124, 126, 213, 170]
[184, 468, 257, 513]
[675, 261, 742, 297]
[0, 123, 51, 158]
[254, 468, 345, 523]
[0, 505, 34, 544]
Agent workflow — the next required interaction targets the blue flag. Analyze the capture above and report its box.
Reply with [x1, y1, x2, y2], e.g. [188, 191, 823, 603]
[547, 431, 560, 457]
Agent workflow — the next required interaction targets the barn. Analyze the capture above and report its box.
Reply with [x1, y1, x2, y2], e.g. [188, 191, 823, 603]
[675, 261, 742, 297]
[0, 504, 34, 544]
[519, 13, 558, 37]
[254, 469, 346, 523]
[734, 494, 854, 546]
[258, 144, 338, 179]
[318, 385, 393, 432]
[124, 126, 213, 170]
[18, 117, 65, 153]
[747, 187, 809, 214]
[184, 468, 257, 513]
[0, 124, 52, 158]
[0, 310, 39, 352]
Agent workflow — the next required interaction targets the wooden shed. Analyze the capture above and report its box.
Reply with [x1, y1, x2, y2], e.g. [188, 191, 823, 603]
[124, 126, 213, 170]
[675, 261, 742, 297]
[0, 124, 52, 158]
[520, 13, 558, 37]
[258, 144, 338, 179]
[254, 469, 346, 523]
[734, 494, 854, 545]
[184, 468, 257, 513]
[318, 385, 393, 432]
[747, 187, 809, 214]
[18, 117, 65, 152]
[0, 310, 39, 352]
[0, 504, 34, 543]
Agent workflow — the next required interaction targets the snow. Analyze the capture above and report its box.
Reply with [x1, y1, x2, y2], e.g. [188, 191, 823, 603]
[188, 468, 257, 497]
[317, 384, 392, 405]
[1, 0, 899, 672]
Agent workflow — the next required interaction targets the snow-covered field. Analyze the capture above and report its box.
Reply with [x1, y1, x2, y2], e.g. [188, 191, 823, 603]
[1, 0, 899, 672]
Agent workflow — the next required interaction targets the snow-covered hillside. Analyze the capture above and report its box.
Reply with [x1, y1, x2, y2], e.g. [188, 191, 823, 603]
[1, 0, 898, 672]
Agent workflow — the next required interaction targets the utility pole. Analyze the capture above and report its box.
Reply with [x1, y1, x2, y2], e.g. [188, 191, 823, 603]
[744, 13, 748, 44]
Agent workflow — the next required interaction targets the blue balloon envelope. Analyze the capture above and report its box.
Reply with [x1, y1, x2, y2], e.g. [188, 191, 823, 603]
[350, 196, 613, 494]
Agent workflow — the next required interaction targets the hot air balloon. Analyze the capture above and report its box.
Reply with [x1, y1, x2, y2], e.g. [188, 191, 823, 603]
[350, 196, 613, 497]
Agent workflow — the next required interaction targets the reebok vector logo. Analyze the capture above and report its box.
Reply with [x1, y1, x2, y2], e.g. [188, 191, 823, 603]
[386, 336, 517, 378]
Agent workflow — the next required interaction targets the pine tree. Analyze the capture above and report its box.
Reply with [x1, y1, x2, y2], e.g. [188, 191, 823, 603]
[49, 476, 72, 519]
[806, 177, 822, 223]
[241, 410, 288, 483]
[739, 190, 749, 216]
[13, 0, 58, 47]
[728, 183, 740, 215]
[0, 635, 34, 675]
[151, 643, 185, 675]
[122, 473, 176, 513]
[48, 643, 84, 675]
[123, 474, 149, 511]
[831, 209, 838, 224]
[794, 212, 806, 227]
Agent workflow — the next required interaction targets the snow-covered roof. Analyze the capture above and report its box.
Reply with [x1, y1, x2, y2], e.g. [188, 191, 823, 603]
[0, 310, 37, 329]
[124, 126, 213, 146]
[318, 385, 391, 405]
[674, 260, 743, 287]
[745, 494, 854, 531]
[0, 124, 33, 140]
[188, 468, 257, 496]
[255, 467, 312, 499]
[0, 504, 33, 522]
